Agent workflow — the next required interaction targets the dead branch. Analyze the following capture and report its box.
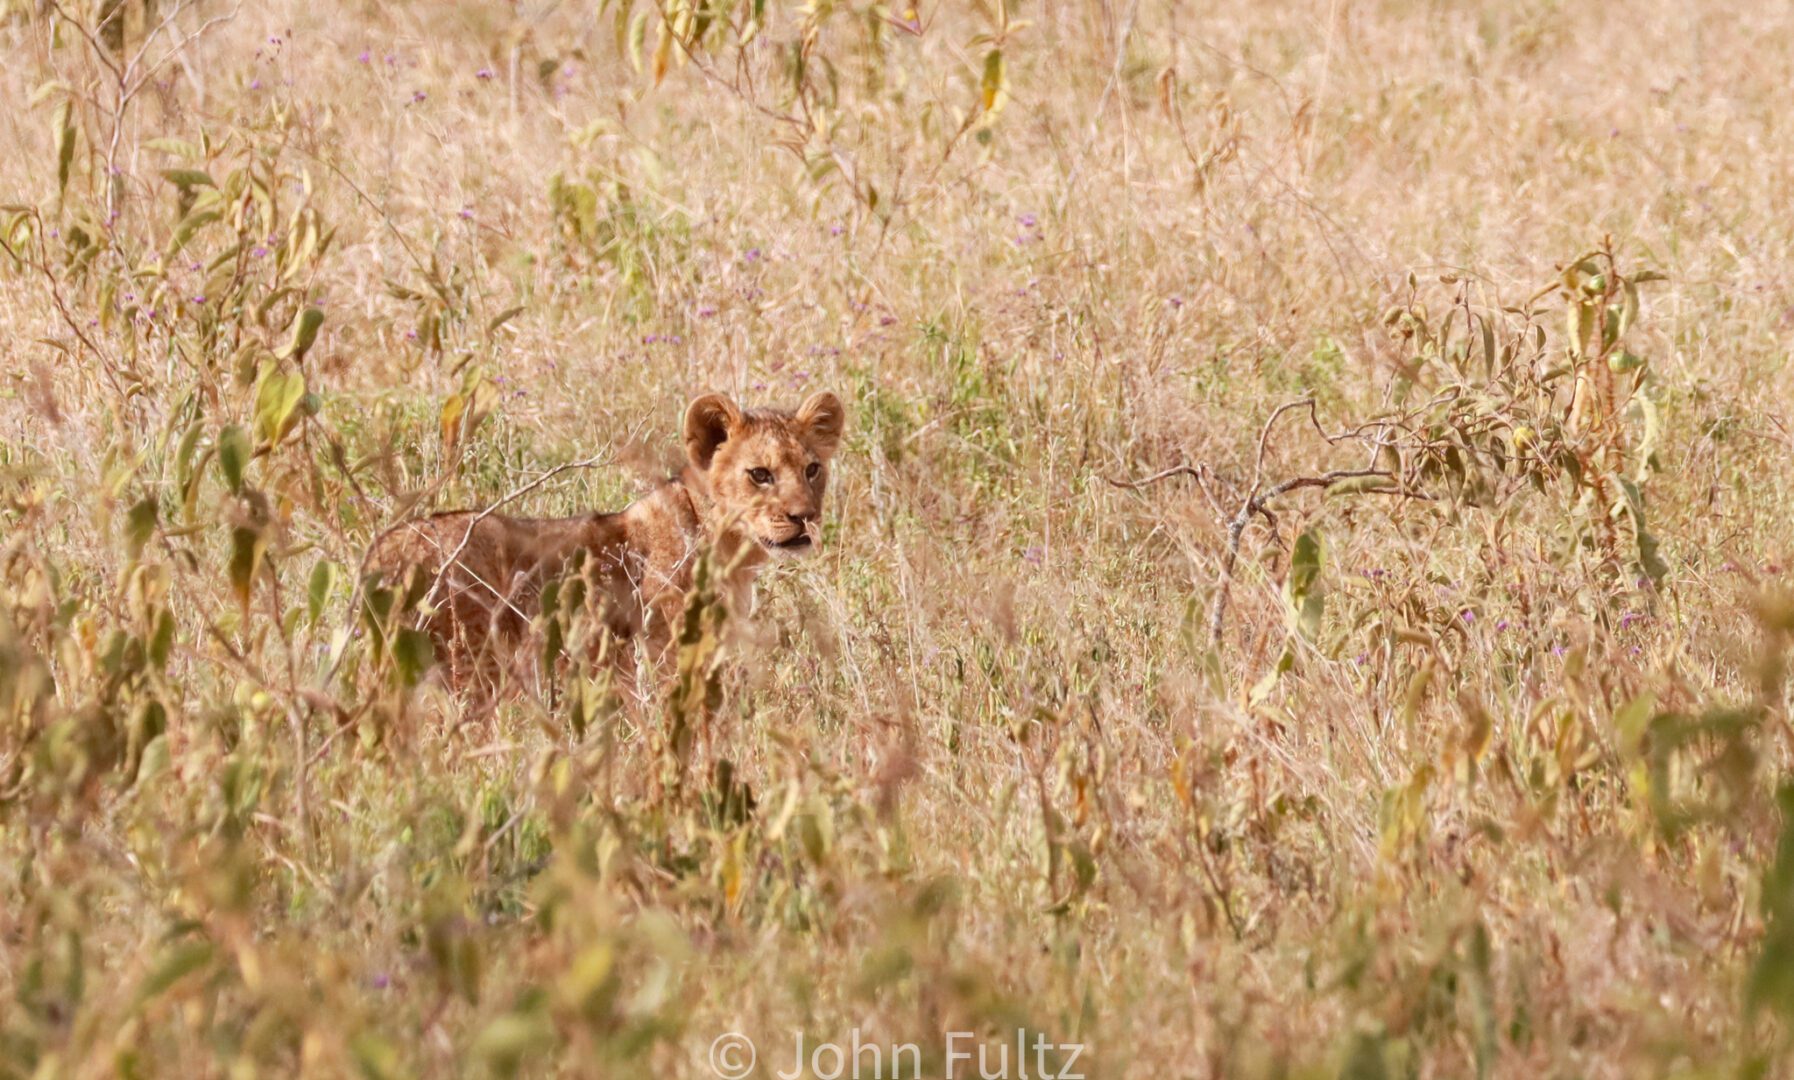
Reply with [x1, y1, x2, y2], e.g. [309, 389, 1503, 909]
[1108, 396, 1436, 648]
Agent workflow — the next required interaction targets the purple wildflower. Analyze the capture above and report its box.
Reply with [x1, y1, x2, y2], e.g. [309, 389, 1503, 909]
[250, 78, 262, 90]
[1019, 213, 1038, 228]
[744, 247, 762, 263]
[358, 50, 370, 64]
[476, 67, 494, 80]
[252, 246, 269, 258]
[411, 90, 427, 103]
[1023, 546, 1044, 566]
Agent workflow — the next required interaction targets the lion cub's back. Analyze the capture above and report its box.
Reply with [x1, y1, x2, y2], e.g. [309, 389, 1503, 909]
[363, 511, 500, 583]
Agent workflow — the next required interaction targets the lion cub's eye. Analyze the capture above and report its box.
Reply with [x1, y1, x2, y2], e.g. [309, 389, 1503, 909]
[747, 467, 774, 486]
[805, 462, 821, 480]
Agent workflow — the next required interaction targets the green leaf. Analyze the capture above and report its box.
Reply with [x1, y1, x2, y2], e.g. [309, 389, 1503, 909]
[165, 207, 222, 259]
[229, 525, 266, 611]
[1565, 299, 1593, 359]
[308, 560, 339, 625]
[626, 9, 649, 73]
[217, 425, 251, 493]
[472, 1012, 556, 1077]
[1613, 692, 1656, 756]
[1749, 784, 1794, 1019]
[1248, 647, 1294, 705]
[980, 48, 1008, 115]
[253, 363, 308, 446]
[349, 1032, 405, 1080]
[143, 136, 199, 157]
[439, 374, 499, 452]
[125, 496, 158, 555]
[486, 304, 526, 337]
[1615, 478, 1669, 586]
[1617, 275, 1640, 337]
[136, 940, 215, 1004]
[52, 100, 75, 195]
[1283, 528, 1325, 641]
[393, 628, 436, 686]
[799, 797, 833, 865]
[160, 168, 217, 189]
[148, 608, 175, 669]
[279, 306, 325, 361]
[439, 391, 467, 452]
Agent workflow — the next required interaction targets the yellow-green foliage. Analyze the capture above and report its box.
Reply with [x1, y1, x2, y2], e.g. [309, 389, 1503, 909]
[3, 0, 1794, 1076]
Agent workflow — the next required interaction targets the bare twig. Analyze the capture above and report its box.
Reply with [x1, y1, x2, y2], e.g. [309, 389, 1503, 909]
[420, 449, 617, 611]
[1108, 396, 1435, 647]
[1056, 0, 1142, 215]
[0, 214, 130, 400]
[320, 435, 631, 696]
[1104, 463, 1204, 490]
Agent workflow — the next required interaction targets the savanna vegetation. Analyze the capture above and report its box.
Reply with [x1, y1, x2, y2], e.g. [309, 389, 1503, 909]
[4, 0, 1794, 1076]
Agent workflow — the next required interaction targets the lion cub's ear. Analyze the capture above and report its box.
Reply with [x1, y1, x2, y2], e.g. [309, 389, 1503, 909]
[685, 393, 743, 469]
[795, 390, 846, 459]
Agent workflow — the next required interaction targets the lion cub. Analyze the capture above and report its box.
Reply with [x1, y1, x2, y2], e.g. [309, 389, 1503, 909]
[362, 390, 844, 694]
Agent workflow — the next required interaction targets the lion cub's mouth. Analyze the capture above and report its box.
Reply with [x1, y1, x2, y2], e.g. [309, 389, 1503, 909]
[762, 533, 815, 552]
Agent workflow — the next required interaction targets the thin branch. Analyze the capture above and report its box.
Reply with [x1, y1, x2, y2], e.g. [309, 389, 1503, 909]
[1104, 464, 1204, 490]
[1106, 396, 1435, 648]
[420, 449, 617, 611]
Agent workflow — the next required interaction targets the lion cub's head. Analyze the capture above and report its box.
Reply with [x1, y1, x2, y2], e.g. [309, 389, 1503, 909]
[684, 390, 845, 559]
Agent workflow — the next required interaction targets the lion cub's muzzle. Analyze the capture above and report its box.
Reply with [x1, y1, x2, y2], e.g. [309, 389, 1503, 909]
[760, 513, 820, 557]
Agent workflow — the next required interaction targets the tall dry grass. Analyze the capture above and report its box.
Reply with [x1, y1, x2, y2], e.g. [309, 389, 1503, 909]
[4, 0, 1794, 1076]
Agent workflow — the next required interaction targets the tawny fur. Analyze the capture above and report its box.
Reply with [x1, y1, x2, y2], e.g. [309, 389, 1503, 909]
[361, 390, 845, 696]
